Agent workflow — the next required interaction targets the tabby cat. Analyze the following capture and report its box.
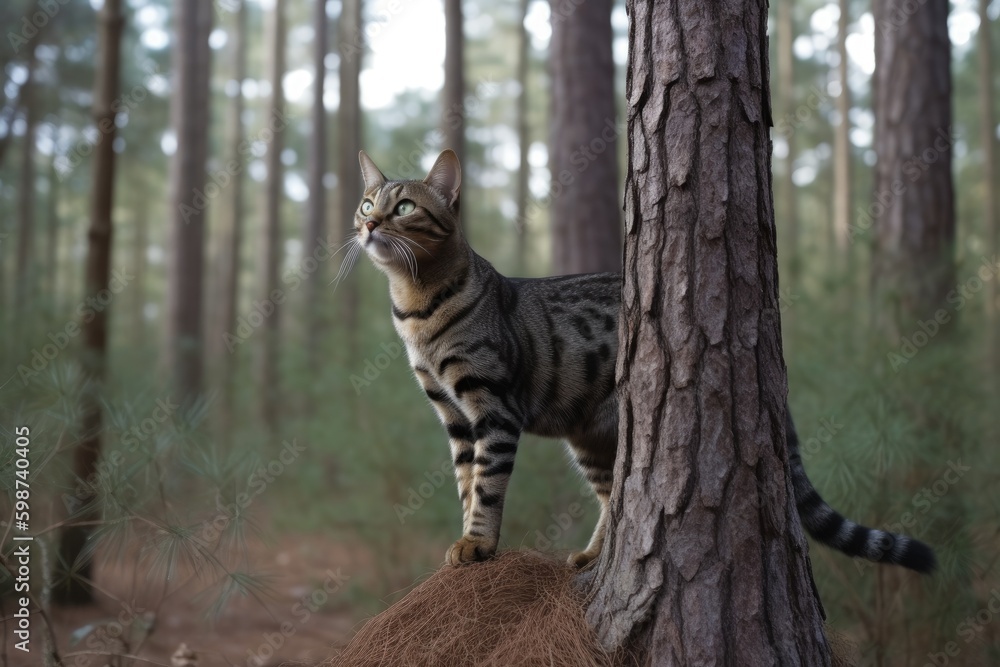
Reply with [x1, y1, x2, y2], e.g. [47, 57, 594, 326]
[353, 148, 936, 573]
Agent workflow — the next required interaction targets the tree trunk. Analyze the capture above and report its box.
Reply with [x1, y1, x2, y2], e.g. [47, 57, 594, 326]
[131, 192, 149, 348]
[14, 45, 39, 320]
[777, 0, 799, 284]
[980, 0, 999, 359]
[833, 0, 853, 255]
[256, 0, 286, 432]
[53, 0, 124, 606]
[515, 0, 531, 274]
[584, 1, 831, 662]
[338, 0, 363, 350]
[45, 152, 60, 304]
[166, 0, 214, 403]
[443, 0, 465, 168]
[549, 0, 621, 275]
[304, 0, 329, 375]
[213, 0, 247, 433]
[871, 0, 954, 340]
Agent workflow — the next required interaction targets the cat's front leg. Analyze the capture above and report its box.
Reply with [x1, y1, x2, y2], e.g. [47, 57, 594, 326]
[446, 405, 521, 566]
[419, 376, 477, 531]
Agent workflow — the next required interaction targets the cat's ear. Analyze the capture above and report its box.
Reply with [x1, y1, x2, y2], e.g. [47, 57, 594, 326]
[359, 150, 386, 191]
[423, 149, 462, 209]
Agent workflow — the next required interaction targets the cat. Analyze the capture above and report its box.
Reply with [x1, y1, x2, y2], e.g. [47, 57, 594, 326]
[352, 148, 936, 573]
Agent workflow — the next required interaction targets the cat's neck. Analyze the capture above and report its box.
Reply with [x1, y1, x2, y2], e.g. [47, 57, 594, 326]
[386, 242, 478, 315]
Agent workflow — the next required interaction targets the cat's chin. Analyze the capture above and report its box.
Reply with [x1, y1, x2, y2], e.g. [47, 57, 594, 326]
[363, 237, 398, 269]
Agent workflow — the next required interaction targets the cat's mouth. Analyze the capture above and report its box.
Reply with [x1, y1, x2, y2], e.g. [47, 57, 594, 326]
[362, 229, 394, 263]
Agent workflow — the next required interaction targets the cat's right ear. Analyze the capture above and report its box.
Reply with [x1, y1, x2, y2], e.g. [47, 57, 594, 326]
[423, 149, 462, 210]
[359, 150, 386, 191]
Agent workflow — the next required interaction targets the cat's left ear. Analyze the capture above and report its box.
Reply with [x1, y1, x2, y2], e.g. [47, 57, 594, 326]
[424, 149, 462, 210]
[359, 150, 386, 191]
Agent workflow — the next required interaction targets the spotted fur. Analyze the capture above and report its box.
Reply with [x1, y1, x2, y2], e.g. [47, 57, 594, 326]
[353, 149, 936, 573]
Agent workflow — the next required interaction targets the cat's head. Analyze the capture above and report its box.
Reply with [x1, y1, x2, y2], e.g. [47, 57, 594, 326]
[355, 150, 463, 278]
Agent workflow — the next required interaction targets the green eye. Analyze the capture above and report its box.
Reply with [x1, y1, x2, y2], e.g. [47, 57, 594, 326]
[395, 200, 416, 216]
[361, 199, 374, 215]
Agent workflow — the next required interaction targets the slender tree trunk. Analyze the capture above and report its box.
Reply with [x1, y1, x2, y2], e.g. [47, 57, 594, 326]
[515, 0, 531, 275]
[777, 0, 799, 284]
[584, 1, 831, 662]
[213, 0, 247, 433]
[304, 0, 329, 376]
[132, 192, 149, 348]
[443, 0, 465, 168]
[45, 152, 59, 304]
[871, 0, 954, 341]
[53, 0, 124, 606]
[549, 0, 621, 274]
[256, 0, 286, 433]
[166, 0, 214, 403]
[338, 0, 363, 351]
[980, 0, 999, 360]
[14, 46, 39, 320]
[833, 0, 853, 256]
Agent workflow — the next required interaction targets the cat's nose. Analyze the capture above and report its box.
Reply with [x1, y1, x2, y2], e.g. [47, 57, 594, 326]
[366, 220, 378, 232]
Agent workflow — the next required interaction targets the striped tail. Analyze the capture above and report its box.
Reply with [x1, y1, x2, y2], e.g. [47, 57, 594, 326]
[786, 410, 937, 574]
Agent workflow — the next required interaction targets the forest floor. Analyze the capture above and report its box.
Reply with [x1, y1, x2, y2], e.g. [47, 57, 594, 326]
[2, 533, 384, 667]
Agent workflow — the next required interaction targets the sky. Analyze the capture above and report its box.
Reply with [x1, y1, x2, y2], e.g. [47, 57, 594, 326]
[120, 0, 990, 111]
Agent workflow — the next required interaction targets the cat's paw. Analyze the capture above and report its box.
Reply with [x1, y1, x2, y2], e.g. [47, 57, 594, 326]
[446, 535, 496, 566]
[568, 549, 600, 569]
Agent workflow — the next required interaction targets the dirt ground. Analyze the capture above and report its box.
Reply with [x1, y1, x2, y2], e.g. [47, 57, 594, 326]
[1, 534, 382, 667]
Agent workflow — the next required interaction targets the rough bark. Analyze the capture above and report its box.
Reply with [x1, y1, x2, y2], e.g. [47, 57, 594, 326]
[256, 0, 286, 432]
[871, 0, 954, 340]
[515, 0, 531, 274]
[166, 0, 214, 403]
[980, 0, 999, 355]
[53, 0, 124, 605]
[213, 0, 247, 431]
[338, 0, 362, 348]
[833, 0, 853, 253]
[777, 0, 799, 283]
[304, 0, 329, 374]
[549, 0, 621, 275]
[584, 1, 831, 663]
[443, 0, 465, 168]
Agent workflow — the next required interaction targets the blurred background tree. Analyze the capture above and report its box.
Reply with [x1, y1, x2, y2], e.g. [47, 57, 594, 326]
[0, 0, 997, 665]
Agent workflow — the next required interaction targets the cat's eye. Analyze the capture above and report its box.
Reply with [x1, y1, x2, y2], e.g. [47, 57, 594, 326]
[361, 199, 374, 215]
[395, 200, 416, 216]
